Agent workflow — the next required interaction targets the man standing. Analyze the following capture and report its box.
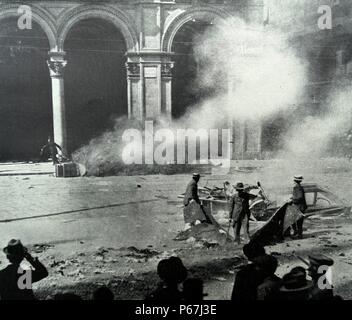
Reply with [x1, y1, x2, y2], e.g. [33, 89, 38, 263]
[229, 182, 261, 244]
[40, 136, 62, 164]
[183, 173, 207, 230]
[291, 175, 307, 238]
[0, 239, 48, 300]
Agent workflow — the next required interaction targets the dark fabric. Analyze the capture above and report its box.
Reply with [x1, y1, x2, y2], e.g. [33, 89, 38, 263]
[183, 179, 200, 206]
[183, 201, 207, 224]
[0, 258, 48, 300]
[231, 263, 265, 301]
[257, 275, 282, 300]
[249, 203, 289, 246]
[145, 285, 183, 302]
[292, 182, 307, 213]
[309, 284, 335, 301]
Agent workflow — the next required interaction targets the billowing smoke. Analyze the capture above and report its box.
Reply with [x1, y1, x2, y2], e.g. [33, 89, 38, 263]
[73, 17, 309, 175]
[178, 18, 307, 126]
[280, 85, 352, 158]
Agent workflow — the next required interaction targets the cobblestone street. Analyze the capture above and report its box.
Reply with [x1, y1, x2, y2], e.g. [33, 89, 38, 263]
[1, 160, 352, 299]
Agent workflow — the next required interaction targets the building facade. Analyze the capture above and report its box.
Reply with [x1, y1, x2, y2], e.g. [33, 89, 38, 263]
[1, 0, 348, 161]
[0, 0, 266, 161]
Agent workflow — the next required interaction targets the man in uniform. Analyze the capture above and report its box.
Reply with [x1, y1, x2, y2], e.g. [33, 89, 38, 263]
[307, 254, 341, 300]
[183, 173, 208, 230]
[229, 182, 262, 244]
[40, 136, 62, 164]
[291, 175, 307, 238]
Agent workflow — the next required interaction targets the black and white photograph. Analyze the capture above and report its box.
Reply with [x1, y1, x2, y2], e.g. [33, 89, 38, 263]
[0, 0, 350, 307]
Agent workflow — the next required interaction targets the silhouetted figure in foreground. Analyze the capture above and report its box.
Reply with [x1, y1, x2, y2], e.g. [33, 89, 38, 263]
[40, 136, 62, 164]
[308, 254, 342, 300]
[0, 239, 48, 300]
[54, 292, 82, 300]
[231, 242, 267, 301]
[278, 267, 313, 300]
[256, 254, 282, 300]
[183, 278, 207, 301]
[146, 257, 188, 301]
[92, 286, 114, 300]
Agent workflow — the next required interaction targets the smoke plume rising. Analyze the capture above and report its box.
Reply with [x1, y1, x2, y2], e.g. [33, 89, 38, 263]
[73, 16, 312, 174]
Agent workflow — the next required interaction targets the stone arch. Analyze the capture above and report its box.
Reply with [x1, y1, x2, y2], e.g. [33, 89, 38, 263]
[0, 3, 57, 50]
[162, 6, 232, 52]
[57, 5, 138, 52]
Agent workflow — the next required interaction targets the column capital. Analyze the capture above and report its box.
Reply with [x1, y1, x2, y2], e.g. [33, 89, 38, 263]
[126, 62, 141, 79]
[161, 62, 174, 79]
[47, 51, 67, 78]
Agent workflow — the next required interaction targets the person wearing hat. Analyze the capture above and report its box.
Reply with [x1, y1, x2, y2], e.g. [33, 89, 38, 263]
[40, 136, 62, 164]
[145, 256, 188, 301]
[229, 182, 262, 244]
[290, 175, 307, 238]
[231, 243, 268, 301]
[279, 266, 313, 300]
[307, 254, 341, 300]
[183, 173, 208, 230]
[256, 254, 282, 300]
[0, 239, 48, 300]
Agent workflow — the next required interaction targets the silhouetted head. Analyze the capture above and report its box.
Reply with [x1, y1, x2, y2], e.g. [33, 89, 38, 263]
[243, 242, 266, 262]
[183, 278, 206, 301]
[293, 175, 303, 184]
[235, 182, 245, 193]
[157, 257, 188, 286]
[192, 173, 200, 183]
[92, 286, 114, 300]
[256, 254, 278, 278]
[3, 239, 26, 264]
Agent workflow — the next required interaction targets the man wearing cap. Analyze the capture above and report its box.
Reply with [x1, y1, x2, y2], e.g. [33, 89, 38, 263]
[307, 254, 339, 300]
[0, 239, 48, 300]
[229, 182, 261, 244]
[291, 175, 307, 238]
[183, 173, 207, 230]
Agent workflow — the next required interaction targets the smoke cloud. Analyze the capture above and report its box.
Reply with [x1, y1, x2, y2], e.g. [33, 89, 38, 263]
[280, 84, 352, 158]
[179, 17, 307, 126]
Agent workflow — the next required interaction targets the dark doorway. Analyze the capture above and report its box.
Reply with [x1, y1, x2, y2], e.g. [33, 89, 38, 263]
[0, 18, 51, 161]
[64, 18, 128, 153]
[171, 20, 217, 119]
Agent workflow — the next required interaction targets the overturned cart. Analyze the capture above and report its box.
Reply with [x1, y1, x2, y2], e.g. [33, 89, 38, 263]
[176, 183, 350, 244]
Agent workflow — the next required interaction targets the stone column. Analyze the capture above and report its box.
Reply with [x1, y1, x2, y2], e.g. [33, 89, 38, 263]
[161, 62, 174, 120]
[126, 61, 142, 120]
[47, 51, 68, 155]
[126, 52, 174, 122]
